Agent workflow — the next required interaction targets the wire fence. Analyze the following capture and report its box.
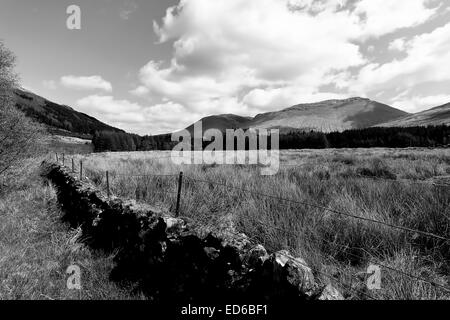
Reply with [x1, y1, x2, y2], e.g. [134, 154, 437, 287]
[279, 162, 450, 188]
[54, 152, 450, 299]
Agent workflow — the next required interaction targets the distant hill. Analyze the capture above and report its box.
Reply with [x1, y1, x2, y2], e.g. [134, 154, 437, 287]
[13, 88, 123, 138]
[185, 114, 252, 135]
[184, 97, 409, 134]
[377, 103, 450, 127]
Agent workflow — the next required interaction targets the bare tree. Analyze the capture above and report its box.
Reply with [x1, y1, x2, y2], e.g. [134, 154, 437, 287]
[0, 41, 44, 179]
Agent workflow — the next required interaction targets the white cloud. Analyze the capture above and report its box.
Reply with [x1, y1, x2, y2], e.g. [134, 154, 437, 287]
[392, 94, 450, 113]
[350, 22, 450, 95]
[76, 95, 199, 134]
[288, 0, 437, 39]
[286, 0, 349, 13]
[354, 0, 437, 38]
[134, 0, 372, 119]
[77, 95, 142, 120]
[61, 75, 113, 92]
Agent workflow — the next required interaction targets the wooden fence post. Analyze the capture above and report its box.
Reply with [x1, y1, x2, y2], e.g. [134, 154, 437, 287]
[55, 153, 58, 163]
[72, 158, 75, 173]
[106, 170, 110, 198]
[175, 171, 183, 217]
[79, 160, 83, 180]
[62, 153, 65, 166]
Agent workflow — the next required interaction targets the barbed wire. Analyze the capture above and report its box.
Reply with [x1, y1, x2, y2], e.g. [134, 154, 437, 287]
[57, 158, 449, 243]
[279, 162, 449, 187]
[352, 174, 450, 188]
[109, 178, 179, 195]
[112, 173, 179, 177]
[183, 176, 450, 242]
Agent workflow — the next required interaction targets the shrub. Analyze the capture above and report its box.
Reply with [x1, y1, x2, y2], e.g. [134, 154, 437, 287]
[0, 41, 44, 181]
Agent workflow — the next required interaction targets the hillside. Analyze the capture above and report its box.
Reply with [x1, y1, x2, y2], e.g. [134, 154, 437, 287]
[377, 103, 450, 127]
[13, 88, 123, 138]
[184, 97, 409, 134]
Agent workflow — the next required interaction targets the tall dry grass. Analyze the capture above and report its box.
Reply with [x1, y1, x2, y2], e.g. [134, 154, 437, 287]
[72, 148, 450, 300]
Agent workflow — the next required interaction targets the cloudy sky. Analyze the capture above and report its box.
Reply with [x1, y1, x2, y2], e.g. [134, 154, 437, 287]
[1, 0, 450, 135]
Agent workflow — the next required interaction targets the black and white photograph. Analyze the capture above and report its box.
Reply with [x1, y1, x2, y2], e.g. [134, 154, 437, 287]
[0, 0, 449, 315]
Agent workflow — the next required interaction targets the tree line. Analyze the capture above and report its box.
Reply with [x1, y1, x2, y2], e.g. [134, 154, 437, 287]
[92, 125, 449, 152]
[92, 131, 176, 152]
[281, 125, 449, 149]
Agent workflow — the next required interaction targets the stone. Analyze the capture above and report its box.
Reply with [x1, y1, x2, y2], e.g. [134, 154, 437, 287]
[318, 284, 344, 300]
[164, 217, 185, 233]
[274, 250, 316, 292]
[244, 244, 269, 267]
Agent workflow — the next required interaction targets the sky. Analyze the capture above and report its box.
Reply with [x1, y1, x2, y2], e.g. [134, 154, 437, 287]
[1, 0, 450, 135]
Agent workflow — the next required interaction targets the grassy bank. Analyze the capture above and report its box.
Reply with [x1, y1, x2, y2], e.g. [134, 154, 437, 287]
[0, 159, 137, 300]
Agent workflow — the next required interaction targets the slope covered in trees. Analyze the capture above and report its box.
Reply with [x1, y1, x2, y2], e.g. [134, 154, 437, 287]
[14, 88, 123, 138]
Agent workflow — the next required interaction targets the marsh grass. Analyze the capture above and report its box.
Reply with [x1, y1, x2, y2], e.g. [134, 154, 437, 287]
[72, 148, 450, 300]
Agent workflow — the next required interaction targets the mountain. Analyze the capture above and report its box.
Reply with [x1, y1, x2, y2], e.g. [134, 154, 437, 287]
[377, 103, 450, 127]
[185, 114, 252, 135]
[250, 97, 408, 132]
[13, 88, 123, 138]
[184, 97, 410, 134]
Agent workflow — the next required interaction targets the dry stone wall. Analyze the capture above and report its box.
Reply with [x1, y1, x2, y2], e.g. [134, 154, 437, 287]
[42, 162, 343, 303]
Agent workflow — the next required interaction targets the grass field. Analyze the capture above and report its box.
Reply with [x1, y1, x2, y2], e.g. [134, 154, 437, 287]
[72, 148, 450, 300]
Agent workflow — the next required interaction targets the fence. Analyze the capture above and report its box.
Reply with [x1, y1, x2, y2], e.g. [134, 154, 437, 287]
[54, 152, 450, 300]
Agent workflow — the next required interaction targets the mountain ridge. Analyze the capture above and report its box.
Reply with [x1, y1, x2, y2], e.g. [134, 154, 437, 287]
[185, 97, 411, 134]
